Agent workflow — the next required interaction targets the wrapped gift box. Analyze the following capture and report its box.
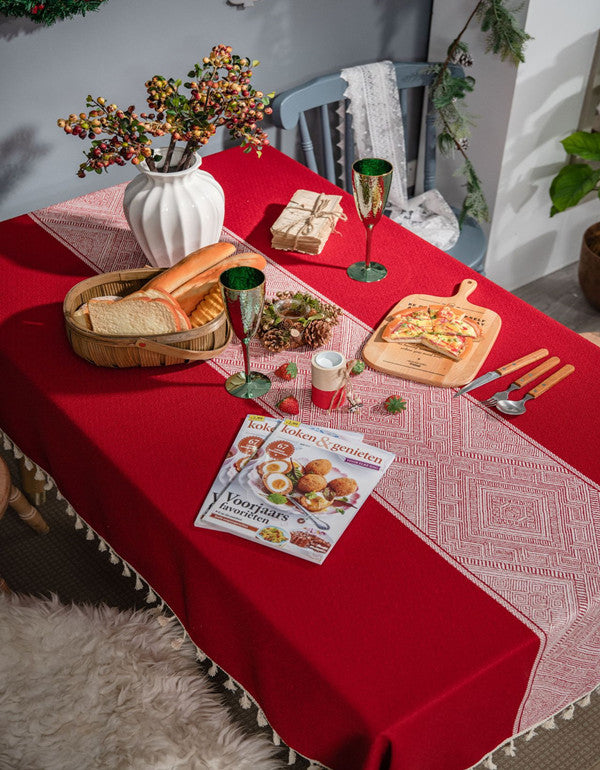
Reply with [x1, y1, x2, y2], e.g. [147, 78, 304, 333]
[270, 189, 346, 255]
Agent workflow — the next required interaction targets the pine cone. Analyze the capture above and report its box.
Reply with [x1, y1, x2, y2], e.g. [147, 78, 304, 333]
[281, 319, 304, 348]
[320, 303, 342, 325]
[303, 319, 332, 349]
[259, 317, 276, 334]
[261, 327, 291, 353]
[456, 51, 474, 67]
[258, 307, 281, 335]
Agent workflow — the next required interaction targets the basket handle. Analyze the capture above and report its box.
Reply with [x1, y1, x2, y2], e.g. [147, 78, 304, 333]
[135, 333, 231, 361]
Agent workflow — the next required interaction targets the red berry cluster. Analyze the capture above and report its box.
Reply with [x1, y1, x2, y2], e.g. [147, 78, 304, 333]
[57, 101, 153, 177]
[58, 44, 273, 178]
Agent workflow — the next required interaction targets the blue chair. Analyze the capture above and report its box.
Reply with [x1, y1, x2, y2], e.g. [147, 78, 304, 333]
[271, 62, 486, 273]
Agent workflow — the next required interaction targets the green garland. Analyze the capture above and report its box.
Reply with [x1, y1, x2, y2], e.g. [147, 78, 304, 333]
[0, 0, 109, 25]
[430, 0, 531, 224]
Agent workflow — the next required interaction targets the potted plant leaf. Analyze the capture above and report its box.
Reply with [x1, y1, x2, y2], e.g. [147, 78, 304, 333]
[549, 130, 600, 310]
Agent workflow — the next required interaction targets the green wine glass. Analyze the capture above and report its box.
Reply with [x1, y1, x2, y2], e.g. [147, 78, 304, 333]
[219, 266, 271, 399]
[348, 158, 393, 282]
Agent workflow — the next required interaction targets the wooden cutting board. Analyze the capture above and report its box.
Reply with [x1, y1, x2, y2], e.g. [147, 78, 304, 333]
[362, 279, 501, 387]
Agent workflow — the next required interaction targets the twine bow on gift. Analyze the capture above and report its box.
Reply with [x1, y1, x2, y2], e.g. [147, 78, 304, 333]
[284, 193, 347, 249]
[328, 359, 363, 413]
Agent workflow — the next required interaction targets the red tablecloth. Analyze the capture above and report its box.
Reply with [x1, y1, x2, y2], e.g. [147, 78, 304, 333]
[2, 146, 600, 770]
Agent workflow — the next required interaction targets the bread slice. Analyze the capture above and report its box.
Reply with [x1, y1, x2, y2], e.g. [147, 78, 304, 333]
[131, 287, 192, 331]
[88, 295, 183, 336]
[72, 303, 93, 330]
[72, 296, 121, 330]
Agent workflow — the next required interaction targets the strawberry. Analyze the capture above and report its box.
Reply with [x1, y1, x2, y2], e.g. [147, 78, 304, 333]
[274, 362, 298, 381]
[277, 395, 299, 415]
[350, 360, 365, 376]
[384, 395, 407, 414]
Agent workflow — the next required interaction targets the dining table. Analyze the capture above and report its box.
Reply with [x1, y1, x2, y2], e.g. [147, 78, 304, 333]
[2, 144, 600, 770]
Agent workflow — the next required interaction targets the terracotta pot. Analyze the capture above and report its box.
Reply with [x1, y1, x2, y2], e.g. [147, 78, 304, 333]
[578, 222, 600, 311]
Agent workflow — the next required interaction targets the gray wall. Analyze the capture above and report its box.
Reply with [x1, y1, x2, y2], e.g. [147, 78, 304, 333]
[0, 0, 432, 222]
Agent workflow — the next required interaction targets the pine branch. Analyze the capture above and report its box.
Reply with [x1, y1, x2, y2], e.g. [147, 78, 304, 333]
[0, 0, 110, 25]
[430, 0, 531, 224]
[475, 0, 531, 64]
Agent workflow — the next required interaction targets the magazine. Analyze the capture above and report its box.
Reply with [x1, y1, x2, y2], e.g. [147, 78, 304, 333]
[196, 416, 394, 564]
[194, 414, 364, 520]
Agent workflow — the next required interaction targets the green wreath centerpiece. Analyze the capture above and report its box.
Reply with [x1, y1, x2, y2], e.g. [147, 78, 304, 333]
[0, 0, 108, 25]
[258, 291, 342, 353]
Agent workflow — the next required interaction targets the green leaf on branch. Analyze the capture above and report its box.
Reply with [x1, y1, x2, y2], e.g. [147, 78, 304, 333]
[549, 164, 600, 216]
[561, 131, 600, 162]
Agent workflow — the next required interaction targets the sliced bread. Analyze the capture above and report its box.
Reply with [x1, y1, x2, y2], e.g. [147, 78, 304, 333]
[127, 288, 192, 331]
[88, 295, 183, 336]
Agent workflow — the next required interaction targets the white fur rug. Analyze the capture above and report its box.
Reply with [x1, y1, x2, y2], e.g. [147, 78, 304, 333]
[0, 593, 282, 770]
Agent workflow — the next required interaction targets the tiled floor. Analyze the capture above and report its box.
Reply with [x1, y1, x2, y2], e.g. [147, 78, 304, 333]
[512, 260, 600, 335]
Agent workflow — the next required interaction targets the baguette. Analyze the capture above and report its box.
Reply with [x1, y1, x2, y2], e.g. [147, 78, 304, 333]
[173, 253, 267, 314]
[142, 242, 236, 295]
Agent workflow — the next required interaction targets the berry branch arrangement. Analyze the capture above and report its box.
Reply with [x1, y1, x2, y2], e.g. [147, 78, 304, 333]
[0, 0, 107, 25]
[429, 0, 531, 224]
[57, 44, 273, 178]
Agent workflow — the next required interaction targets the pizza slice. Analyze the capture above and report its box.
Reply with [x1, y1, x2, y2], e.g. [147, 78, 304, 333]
[382, 319, 425, 343]
[421, 332, 473, 361]
[399, 306, 435, 331]
[430, 305, 481, 338]
[381, 305, 434, 342]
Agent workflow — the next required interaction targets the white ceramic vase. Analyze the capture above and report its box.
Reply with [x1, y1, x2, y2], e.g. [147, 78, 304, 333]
[123, 146, 225, 268]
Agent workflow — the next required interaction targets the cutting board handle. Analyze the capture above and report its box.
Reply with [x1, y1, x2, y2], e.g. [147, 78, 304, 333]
[453, 279, 478, 302]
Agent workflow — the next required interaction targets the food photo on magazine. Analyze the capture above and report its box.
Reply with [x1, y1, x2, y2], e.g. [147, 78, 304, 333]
[194, 414, 364, 520]
[195, 415, 394, 564]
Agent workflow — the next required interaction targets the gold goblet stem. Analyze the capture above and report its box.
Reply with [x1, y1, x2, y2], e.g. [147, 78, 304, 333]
[364, 226, 374, 270]
[241, 335, 251, 382]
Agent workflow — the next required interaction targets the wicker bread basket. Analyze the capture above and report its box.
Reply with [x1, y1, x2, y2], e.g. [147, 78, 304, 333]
[63, 267, 231, 368]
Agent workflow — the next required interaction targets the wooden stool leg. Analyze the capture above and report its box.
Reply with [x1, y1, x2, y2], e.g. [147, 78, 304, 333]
[8, 485, 49, 535]
[0, 577, 11, 594]
[18, 458, 46, 506]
